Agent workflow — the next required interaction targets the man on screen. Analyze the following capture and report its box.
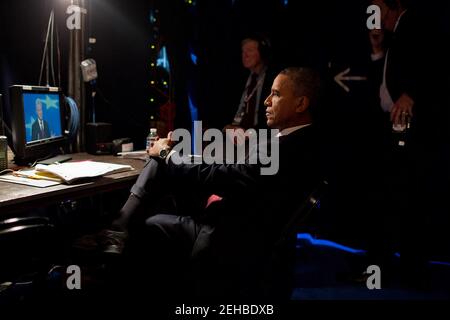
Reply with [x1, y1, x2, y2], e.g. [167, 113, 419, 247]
[31, 99, 50, 140]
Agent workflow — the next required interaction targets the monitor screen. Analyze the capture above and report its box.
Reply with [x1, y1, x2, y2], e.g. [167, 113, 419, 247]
[23, 93, 63, 144]
[9, 85, 68, 164]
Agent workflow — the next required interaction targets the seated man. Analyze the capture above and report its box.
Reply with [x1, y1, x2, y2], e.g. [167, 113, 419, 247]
[101, 67, 322, 301]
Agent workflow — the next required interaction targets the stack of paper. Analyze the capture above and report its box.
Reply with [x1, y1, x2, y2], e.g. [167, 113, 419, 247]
[0, 172, 61, 187]
[34, 161, 134, 184]
[117, 150, 148, 161]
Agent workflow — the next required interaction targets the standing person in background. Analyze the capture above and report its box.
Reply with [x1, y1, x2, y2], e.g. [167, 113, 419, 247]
[226, 34, 277, 131]
[364, 0, 438, 288]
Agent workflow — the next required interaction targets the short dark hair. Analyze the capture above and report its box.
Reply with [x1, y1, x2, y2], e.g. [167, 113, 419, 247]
[279, 67, 321, 110]
[241, 34, 272, 63]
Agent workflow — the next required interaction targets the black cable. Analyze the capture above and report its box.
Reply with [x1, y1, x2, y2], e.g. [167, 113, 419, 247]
[50, 10, 56, 87]
[56, 22, 61, 87]
[38, 10, 53, 86]
[65, 96, 80, 142]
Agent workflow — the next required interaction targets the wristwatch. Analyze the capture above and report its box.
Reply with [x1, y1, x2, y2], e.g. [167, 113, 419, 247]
[159, 148, 171, 159]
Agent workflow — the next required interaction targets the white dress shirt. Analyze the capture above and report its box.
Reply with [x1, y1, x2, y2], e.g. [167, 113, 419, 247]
[276, 124, 311, 137]
[379, 10, 408, 112]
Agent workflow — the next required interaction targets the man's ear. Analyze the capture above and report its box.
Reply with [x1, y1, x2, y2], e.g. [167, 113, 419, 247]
[295, 96, 310, 113]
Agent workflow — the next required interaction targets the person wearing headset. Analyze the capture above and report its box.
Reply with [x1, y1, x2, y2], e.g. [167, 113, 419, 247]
[227, 35, 277, 131]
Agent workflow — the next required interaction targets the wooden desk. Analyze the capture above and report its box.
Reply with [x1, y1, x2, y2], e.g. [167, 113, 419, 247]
[0, 153, 146, 215]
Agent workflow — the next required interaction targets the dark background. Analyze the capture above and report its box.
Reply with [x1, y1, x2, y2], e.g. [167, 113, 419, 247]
[1, 0, 450, 256]
[1, 0, 448, 136]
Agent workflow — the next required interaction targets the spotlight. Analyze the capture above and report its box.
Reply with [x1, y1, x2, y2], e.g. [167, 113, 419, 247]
[80, 59, 98, 82]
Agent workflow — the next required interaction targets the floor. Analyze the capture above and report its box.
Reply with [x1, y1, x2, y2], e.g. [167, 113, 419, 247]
[291, 233, 450, 300]
[1, 232, 450, 311]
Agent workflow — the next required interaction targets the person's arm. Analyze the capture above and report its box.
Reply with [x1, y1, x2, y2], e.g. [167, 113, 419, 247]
[390, 13, 426, 126]
[368, 29, 386, 104]
[168, 159, 260, 199]
[148, 135, 261, 199]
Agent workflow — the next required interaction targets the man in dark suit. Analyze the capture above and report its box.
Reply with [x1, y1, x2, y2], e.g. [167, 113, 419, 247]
[227, 35, 277, 130]
[374, 0, 423, 129]
[101, 67, 321, 301]
[365, 0, 436, 287]
[31, 99, 50, 140]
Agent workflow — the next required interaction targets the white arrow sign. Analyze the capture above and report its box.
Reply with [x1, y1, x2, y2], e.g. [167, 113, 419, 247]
[334, 68, 367, 92]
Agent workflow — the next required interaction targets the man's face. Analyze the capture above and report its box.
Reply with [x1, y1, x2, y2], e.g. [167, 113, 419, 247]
[241, 40, 263, 71]
[264, 74, 302, 130]
[372, 0, 399, 32]
[36, 101, 43, 120]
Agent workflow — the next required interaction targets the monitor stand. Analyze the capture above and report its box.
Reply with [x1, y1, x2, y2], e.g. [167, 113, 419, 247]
[35, 154, 72, 165]
[14, 154, 72, 166]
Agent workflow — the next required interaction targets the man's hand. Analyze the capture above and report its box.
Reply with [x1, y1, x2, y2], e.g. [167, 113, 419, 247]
[147, 132, 173, 157]
[390, 93, 414, 126]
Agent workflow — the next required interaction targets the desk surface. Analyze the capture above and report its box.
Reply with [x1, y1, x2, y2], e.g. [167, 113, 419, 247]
[0, 153, 146, 215]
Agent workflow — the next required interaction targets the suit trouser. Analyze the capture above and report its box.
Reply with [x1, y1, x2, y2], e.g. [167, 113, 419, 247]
[365, 115, 431, 281]
[122, 158, 294, 300]
[117, 158, 217, 300]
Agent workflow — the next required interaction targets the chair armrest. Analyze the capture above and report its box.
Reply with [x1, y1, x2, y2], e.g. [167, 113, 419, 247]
[0, 216, 54, 236]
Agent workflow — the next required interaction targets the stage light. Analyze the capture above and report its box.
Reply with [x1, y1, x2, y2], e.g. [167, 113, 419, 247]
[80, 59, 98, 82]
[150, 81, 155, 85]
[150, 63, 155, 67]
[151, 45, 156, 49]
[190, 52, 198, 65]
[150, 98, 155, 102]
[163, 81, 168, 86]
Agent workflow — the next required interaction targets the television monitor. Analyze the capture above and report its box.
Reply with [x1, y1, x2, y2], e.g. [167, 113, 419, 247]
[9, 85, 68, 164]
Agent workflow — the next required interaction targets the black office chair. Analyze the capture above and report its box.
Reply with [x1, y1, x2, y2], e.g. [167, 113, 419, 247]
[0, 216, 56, 305]
[275, 180, 329, 249]
[263, 180, 329, 299]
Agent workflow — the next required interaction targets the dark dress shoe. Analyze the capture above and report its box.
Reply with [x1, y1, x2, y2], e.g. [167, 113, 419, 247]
[98, 229, 128, 255]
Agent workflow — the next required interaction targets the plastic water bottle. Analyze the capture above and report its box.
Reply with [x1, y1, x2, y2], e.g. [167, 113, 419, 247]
[146, 128, 158, 150]
[0, 136, 7, 171]
[392, 113, 411, 147]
